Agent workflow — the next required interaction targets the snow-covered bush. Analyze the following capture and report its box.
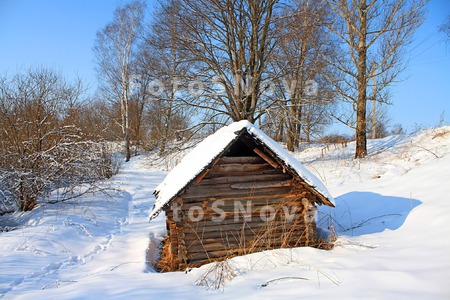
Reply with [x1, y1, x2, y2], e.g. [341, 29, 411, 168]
[0, 68, 120, 212]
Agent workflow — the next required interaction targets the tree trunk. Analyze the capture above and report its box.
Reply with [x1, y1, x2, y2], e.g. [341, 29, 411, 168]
[355, 92, 367, 158]
[123, 82, 131, 162]
[305, 103, 311, 143]
[159, 84, 175, 155]
[355, 0, 368, 159]
[372, 61, 377, 139]
[124, 98, 131, 162]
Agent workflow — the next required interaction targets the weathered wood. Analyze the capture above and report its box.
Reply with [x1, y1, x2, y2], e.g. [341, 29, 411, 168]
[187, 249, 241, 261]
[184, 225, 305, 238]
[157, 142, 330, 271]
[195, 168, 210, 184]
[184, 184, 300, 196]
[212, 163, 273, 173]
[207, 168, 283, 178]
[180, 191, 304, 203]
[185, 243, 312, 262]
[177, 208, 302, 222]
[198, 173, 291, 186]
[217, 156, 265, 164]
[178, 209, 304, 224]
[183, 224, 307, 239]
[185, 236, 310, 255]
[183, 220, 307, 234]
[177, 196, 304, 211]
[177, 231, 187, 266]
[183, 233, 308, 246]
[253, 147, 279, 169]
[230, 180, 293, 189]
[181, 186, 296, 199]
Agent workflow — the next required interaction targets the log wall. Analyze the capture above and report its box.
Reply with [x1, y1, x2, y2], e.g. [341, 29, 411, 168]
[163, 155, 319, 270]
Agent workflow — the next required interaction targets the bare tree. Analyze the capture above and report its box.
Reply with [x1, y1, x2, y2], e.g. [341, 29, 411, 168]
[440, 15, 450, 41]
[367, 102, 390, 139]
[323, 0, 427, 158]
[0, 68, 115, 211]
[93, 0, 145, 162]
[267, 0, 336, 150]
[165, 0, 279, 123]
[138, 0, 195, 154]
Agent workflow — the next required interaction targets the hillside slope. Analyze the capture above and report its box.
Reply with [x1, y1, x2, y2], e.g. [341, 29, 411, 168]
[1, 127, 449, 299]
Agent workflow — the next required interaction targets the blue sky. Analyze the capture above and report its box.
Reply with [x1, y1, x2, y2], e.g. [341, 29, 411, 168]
[0, 0, 129, 92]
[388, 0, 450, 131]
[0, 0, 449, 133]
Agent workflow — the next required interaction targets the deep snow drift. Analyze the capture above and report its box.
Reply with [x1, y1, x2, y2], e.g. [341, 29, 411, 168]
[1, 127, 449, 299]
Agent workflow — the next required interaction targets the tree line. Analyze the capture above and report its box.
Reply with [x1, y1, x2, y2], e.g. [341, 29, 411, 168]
[0, 0, 427, 212]
[93, 0, 426, 157]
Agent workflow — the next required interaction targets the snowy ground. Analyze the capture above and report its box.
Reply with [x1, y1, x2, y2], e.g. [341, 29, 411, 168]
[1, 127, 449, 299]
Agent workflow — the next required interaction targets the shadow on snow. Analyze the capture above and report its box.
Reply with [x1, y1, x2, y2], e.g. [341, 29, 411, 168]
[318, 191, 421, 237]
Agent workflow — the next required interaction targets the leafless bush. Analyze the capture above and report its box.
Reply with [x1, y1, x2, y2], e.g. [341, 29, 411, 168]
[0, 68, 119, 212]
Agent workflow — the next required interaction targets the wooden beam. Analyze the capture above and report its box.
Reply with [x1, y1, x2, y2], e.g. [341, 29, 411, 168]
[199, 173, 291, 185]
[218, 156, 264, 164]
[253, 148, 279, 169]
[212, 163, 272, 173]
[231, 180, 293, 190]
[195, 169, 210, 184]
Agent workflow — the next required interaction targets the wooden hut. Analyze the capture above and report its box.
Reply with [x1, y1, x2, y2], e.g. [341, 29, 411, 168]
[149, 121, 334, 271]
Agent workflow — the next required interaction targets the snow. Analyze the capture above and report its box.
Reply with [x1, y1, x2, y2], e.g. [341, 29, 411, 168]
[1, 126, 450, 299]
[150, 120, 334, 219]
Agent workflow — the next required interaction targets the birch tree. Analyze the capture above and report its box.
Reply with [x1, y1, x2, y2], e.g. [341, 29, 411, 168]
[93, 0, 145, 161]
[139, 0, 194, 154]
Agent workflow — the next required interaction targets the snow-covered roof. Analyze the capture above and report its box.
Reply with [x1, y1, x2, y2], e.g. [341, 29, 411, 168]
[149, 120, 334, 219]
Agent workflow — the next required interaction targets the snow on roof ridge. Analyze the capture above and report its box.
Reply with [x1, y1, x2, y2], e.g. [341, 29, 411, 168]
[149, 120, 333, 220]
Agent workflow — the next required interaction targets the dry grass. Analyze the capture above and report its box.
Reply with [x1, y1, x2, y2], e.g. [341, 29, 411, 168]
[155, 237, 179, 272]
[195, 260, 236, 290]
[432, 129, 450, 139]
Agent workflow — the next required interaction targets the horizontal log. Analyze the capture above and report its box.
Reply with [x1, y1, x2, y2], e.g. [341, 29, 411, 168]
[177, 197, 304, 210]
[185, 236, 311, 255]
[186, 241, 236, 253]
[181, 186, 296, 199]
[183, 221, 307, 234]
[179, 190, 302, 203]
[212, 163, 273, 173]
[207, 168, 286, 178]
[184, 229, 306, 242]
[192, 180, 293, 192]
[217, 156, 265, 164]
[185, 243, 310, 261]
[183, 227, 308, 243]
[185, 242, 313, 266]
[180, 192, 306, 204]
[181, 210, 305, 223]
[183, 229, 308, 246]
[183, 235, 309, 249]
[186, 249, 241, 261]
[184, 230, 309, 242]
[231, 180, 293, 189]
[187, 182, 304, 194]
[198, 173, 291, 186]
[175, 211, 303, 223]
[183, 223, 308, 238]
